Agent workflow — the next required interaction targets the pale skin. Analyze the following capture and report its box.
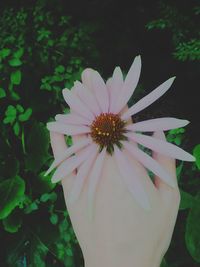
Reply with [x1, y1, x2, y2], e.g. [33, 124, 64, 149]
[49, 118, 180, 267]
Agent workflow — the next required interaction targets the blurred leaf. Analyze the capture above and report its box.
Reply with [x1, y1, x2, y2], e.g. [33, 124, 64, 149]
[13, 48, 24, 59]
[176, 161, 184, 182]
[9, 58, 22, 67]
[25, 122, 50, 172]
[2, 210, 22, 233]
[40, 192, 57, 203]
[0, 176, 25, 219]
[179, 189, 195, 210]
[10, 70, 22, 85]
[29, 235, 48, 267]
[13, 121, 20, 136]
[24, 201, 39, 214]
[50, 213, 58, 225]
[185, 192, 200, 262]
[66, 247, 73, 257]
[10, 90, 21, 101]
[0, 48, 11, 58]
[18, 108, 32, 122]
[55, 65, 65, 73]
[193, 144, 200, 170]
[16, 104, 24, 113]
[0, 87, 6, 98]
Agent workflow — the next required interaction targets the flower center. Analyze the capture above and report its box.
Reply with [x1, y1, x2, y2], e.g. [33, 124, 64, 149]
[90, 113, 128, 155]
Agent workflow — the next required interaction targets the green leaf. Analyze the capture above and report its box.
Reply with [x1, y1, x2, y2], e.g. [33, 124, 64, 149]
[9, 58, 22, 67]
[13, 121, 20, 136]
[10, 70, 22, 85]
[193, 144, 200, 170]
[176, 161, 184, 182]
[25, 122, 50, 172]
[6, 105, 16, 116]
[0, 87, 6, 98]
[50, 213, 58, 225]
[179, 189, 195, 210]
[16, 104, 24, 113]
[10, 90, 21, 101]
[40, 192, 57, 203]
[2, 210, 22, 233]
[29, 234, 48, 267]
[0, 48, 11, 58]
[18, 108, 32, 121]
[0, 176, 25, 219]
[24, 201, 39, 214]
[66, 247, 73, 257]
[55, 65, 65, 73]
[185, 192, 200, 262]
[13, 48, 24, 59]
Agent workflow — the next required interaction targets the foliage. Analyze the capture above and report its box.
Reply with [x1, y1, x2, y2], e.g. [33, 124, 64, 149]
[0, 1, 98, 266]
[146, 1, 200, 61]
[0, 0, 199, 267]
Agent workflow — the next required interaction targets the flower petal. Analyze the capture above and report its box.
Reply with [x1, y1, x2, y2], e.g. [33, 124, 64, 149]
[113, 145, 150, 210]
[113, 55, 141, 113]
[62, 89, 94, 121]
[51, 144, 96, 183]
[47, 121, 91, 135]
[44, 137, 91, 176]
[91, 71, 109, 112]
[67, 149, 98, 204]
[74, 81, 101, 116]
[123, 141, 176, 188]
[126, 118, 189, 132]
[108, 66, 124, 113]
[121, 77, 176, 120]
[87, 147, 107, 221]
[81, 68, 95, 91]
[126, 132, 195, 161]
[55, 113, 91, 126]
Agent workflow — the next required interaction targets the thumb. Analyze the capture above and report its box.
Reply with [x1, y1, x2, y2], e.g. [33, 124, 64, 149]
[152, 131, 179, 204]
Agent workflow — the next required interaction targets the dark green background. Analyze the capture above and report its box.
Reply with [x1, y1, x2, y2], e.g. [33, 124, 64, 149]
[0, 0, 200, 266]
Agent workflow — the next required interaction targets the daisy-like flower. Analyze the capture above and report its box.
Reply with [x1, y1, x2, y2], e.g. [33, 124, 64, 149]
[45, 55, 195, 217]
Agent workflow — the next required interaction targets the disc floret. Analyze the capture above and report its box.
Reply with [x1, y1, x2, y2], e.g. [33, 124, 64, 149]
[90, 113, 128, 155]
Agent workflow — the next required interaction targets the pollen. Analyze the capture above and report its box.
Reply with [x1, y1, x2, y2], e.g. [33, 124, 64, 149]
[90, 112, 128, 155]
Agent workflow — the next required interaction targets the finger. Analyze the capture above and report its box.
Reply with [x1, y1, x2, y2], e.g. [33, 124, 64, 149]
[152, 131, 179, 204]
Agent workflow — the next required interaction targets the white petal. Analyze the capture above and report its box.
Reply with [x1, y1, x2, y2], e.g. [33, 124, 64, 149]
[62, 89, 94, 121]
[113, 55, 141, 113]
[121, 77, 176, 120]
[126, 118, 189, 132]
[126, 132, 195, 162]
[87, 147, 107, 221]
[108, 66, 124, 113]
[67, 149, 98, 204]
[113, 145, 150, 210]
[55, 113, 91, 126]
[44, 137, 91, 176]
[47, 121, 91, 135]
[74, 81, 101, 116]
[123, 141, 176, 188]
[91, 71, 109, 112]
[81, 68, 95, 91]
[51, 144, 96, 183]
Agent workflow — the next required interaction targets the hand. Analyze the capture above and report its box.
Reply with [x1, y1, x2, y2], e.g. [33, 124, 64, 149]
[49, 129, 180, 267]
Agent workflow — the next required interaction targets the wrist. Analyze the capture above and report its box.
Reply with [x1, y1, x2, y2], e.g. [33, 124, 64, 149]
[83, 250, 161, 267]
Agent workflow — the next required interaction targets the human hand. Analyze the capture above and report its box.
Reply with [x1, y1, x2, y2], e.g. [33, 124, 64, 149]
[49, 128, 180, 267]
[46, 57, 194, 267]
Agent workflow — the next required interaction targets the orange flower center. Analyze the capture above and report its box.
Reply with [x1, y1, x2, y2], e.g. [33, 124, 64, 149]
[90, 113, 128, 155]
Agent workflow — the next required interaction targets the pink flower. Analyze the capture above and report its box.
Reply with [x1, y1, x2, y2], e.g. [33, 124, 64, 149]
[45, 55, 195, 213]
